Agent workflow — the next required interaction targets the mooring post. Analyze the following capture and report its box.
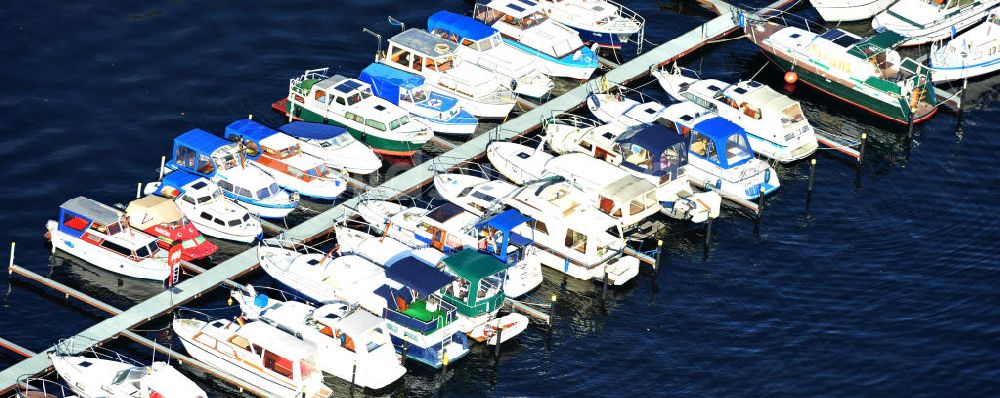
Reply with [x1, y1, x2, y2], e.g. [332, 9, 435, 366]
[158, 155, 166, 180]
[350, 359, 357, 397]
[547, 294, 557, 336]
[400, 340, 408, 365]
[494, 326, 503, 360]
[958, 77, 968, 121]
[136, 182, 142, 199]
[858, 133, 867, 163]
[704, 217, 713, 250]
[601, 266, 608, 299]
[653, 239, 664, 273]
[807, 158, 817, 193]
[8, 242, 14, 271]
[248, 113, 253, 120]
[756, 186, 765, 223]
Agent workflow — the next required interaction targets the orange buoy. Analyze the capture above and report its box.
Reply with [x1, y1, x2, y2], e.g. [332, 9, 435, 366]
[784, 71, 799, 84]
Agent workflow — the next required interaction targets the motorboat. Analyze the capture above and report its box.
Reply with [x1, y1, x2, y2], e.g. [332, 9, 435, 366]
[145, 171, 262, 243]
[277, 121, 381, 175]
[224, 119, 347, 200]
[125, 195, 217, 261]
[165, 129, 298, 218]
[653, 65, 819, 163]
[929, 10, 1000, 82]
[586, 86, 667, 128]
[377, 29, 517, 119]
[231, 286, 406, 390]
[473, 0, 600, 79]
[172, 315, 331, 397]
[427, 10, 555, 99]
[543, 114, 721, 223]
[873, 0, 999, 46]
[660, 102, 780, 200]
[49, 341, 205, 398]
[274, 68, 434, 156]
[535, 0, 645, 50]
[811, 0, 896, 22]
[45, 197, 174, 281]
[359, 62, 479, 136]
[744, 18, 939, 124]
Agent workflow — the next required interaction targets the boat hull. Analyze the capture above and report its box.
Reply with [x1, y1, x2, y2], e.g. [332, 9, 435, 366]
[872, 2, 1000, 46]
[812, 0, 895, 22]
[46, 224, 170, 281]
[280, 100, 427, 156]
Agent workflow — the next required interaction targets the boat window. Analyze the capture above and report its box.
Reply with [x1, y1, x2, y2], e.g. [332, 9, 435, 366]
[360, 87, 373, 99]
[314, 89, 326, 102]
[288, 166, 306, 179]
[724, 134, 753, 165]
[196, 195, 213, 205]
[345, 111, 364, 123]
[100, 240, 132, 257]
[200, 212, 213, 221]
[112, 367, 146, 385]
[214, 218, 225, 226]
[605, 226, 622, 239]
[107, 222, 123, 236]
[365, 327, 388, 353]
[434, 56, 455, 72]
[242, 140, 260, 157]
[564, 229, 587, 254]
[416, 221, 434, 233]
[391, 48, 413, 69]
[624, 144, 653, 170]
[236, 186, 252, 199]
[217, 180, 234, 192]
[389, 116, 410, 130]
[478, 38, 495, 52]
[365, 119, 387, 131]
[227, 219, 241, 227]
[181, 239, 197, 249]
[263, 351, 295, 379]
[531, 220, 549, 235]
[175, 145, 199, 170]
[659, 143, 685, 173]
[690, 132, 712, 158]
[346, 92, 363, 106]
[242, 213, 251, 222]
[740, 102, 762, 119]
[780, 103, 805, 128]
[257, 186, 273, 199]
[182, 195, 197, 205]
[629, 199, 646, 216]
[135, 242, 157, 258]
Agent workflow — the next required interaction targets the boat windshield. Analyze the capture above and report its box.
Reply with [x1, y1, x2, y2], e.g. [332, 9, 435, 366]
[505, 11, 548, 30]
[724, 133, 753, 166]
[135, 241, 158, 258]
[301, 358, 320, 381]
[213, 148, 241, 171]
[318, 134, 354, 149]
[477, 36, 501, 51]
[389, 115, 411, 130]
[622, 143, 653, 171]
[255, 183, 282, 200]
[780, 103, 805, 129]
[112, 366, 147, 385]
[106, 221, 124, 236]
[273, 145, 301, 159]
[304, 164, 330, 178]
[364, 326, 389, 353]
[181, 235, 206, 248]
[659, 142, 686, 172]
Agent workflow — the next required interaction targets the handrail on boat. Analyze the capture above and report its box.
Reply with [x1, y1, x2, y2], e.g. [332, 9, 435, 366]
[53, 337, 144, 367]
[16, 375, 72, 398]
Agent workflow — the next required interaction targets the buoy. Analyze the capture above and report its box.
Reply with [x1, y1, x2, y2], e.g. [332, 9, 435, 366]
[784, 71, 798, 84]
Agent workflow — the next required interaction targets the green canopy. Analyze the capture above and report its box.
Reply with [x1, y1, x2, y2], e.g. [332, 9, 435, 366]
[443, 249, 507, 282]
[847, 30, 906, 60]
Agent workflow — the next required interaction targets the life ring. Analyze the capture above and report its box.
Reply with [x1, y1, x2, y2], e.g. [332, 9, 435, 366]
[434, 43, 449, 54]
[427, 97, 443, 108]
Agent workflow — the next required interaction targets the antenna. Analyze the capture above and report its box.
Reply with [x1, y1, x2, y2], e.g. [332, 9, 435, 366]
[362, 28, 383, 61]
[387, 16, 406, 32]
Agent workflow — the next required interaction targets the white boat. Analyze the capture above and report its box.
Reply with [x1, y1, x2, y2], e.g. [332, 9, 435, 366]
[873, 0, 1000, 46]
[542, 114, 722, 223]
[45, 197, 174, 282]
[535, 0, 645, 50]
[653, 65, 819, 163]
[124, 195, 217, 262]
[360, 63, 479, 136]
[172, 316, 331, 398]
[49, 341, 205, 398]
[428, 10, 555, 99]
[474, 0, 600, 79]
[277, 121, 382, 175]
[166, 129, 298, 219]
[146, 171, 263, 243]
[378, 29, 517, 119]
[586, 86, 667, 128]
[230, 286, 406, 390]
[660, 102, 780, 200]
[811, 0, 896, 22]
[929, 10, 1000, 81]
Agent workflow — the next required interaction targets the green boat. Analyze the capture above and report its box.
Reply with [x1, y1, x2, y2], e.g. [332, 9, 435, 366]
[437, 248, 529, 345]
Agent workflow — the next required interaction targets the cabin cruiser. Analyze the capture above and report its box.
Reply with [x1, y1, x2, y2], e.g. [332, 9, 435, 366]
[586, 86, 667, 128]
[231, 286, 406, 390]
[49, 341, 205, 398]
[378, 29, 517, 119]
[535, 0, 645, 49]
[277, 121, 381, 175]
[45, 197, 173, 281]
[275, 68, 434, 156]
[474, 0, 600, 79]
[359, 63, 479, 136]
[224, 119, 346, 200]
[172, 315, 332, 398]
[427, 10, 555, 99]
[811, 0, 896, 22]
[929, 10, 1000, 82]
[660, 102, 780, 200]
[146, 171, 262, 243]
[165, 129, 298, 218]
[872, 0, 999, 46]
[125, 195, 217, 261]
[654, 65, 818, 163]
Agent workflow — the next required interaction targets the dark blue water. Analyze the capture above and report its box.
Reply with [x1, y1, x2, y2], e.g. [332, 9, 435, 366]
[2, 0, 999, 396]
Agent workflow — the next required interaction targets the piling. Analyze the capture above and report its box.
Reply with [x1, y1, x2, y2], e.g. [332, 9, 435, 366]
[442, 351, 449, 374]
[349, 360, 357, 397]
[494, 326, 503, 360]
[158, 156, 166, 180]
[704, 217, 713, 251]
[7, 242, 13, 271]
[756, 187, 765, 222]
[601, 267, 608, 299]
[807, 158, 817, 193]
[959, 77, 968, 120]
[653, 239, 664, 272]
[400, 341, 408, 365]
[858, 133, 867, 163]
[135, 182, 142, 199]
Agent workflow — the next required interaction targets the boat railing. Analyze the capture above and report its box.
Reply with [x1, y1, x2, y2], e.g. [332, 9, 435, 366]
[289, 68, 331, 96]
[260, 236, 327, 256]
[233, 284, 319, 308]
[591, 80, 664, 106]
[53, 337, 145, 368]
[543, 111, 603, 131]
[16, 375, 72, 398]
[352, 185, 432, 212]
[606, 0, 646, 53]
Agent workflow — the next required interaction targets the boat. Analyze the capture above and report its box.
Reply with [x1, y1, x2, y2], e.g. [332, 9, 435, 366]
[165, 129, 298, 218]
[473, 0, 600, 79]
[534, 0, 645, 49]
[125, 195, 217, 261]
[276, 121, 382, 175]
[359, 63, 479, 136]
[542, 114, 722, 223]
[45, 197, 174, 281]
[256, 239, 470, 369]
[145, 171, 263, 243]
[659, 102, 780, 200]
[872, 0, 999, 46]
[585, 86, 667, 128]
[230, 286, 406, 390]
[653, 65, 819, 162]
[376, 29, 517, 119]
[172, 315, 332, 398]
[274, 68, 434, 156]
[49, 341, 206, 398]
[929, 10, 1000, 82]
[223, 119, 347, 200]
[744, 18, 940, 124]
[811, 0, 896, 22]
[427, 10, 555, 99]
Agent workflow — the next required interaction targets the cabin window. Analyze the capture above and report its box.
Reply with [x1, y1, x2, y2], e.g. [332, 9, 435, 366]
[345, 111, 364, 123]
[262, 351, 295, 380]
[435, 56, 454, 72]
[242, 140, 260, 157]
[389, 116, 409, 130]
[623, 144, 653, 170]
[564, 229, 587, 254]
[336, 96, 347, 106]
[461, 38, 476, 47]
[659, 144, 684, 173]
[724, 134, 753, 165]
[314, 89, 326, 102]
[479, 37, 497, 52]
[629, 199, 647, 216]
[194, 333, 217, 348]
[780, 103, 805, 128]
[346, 92, 363, 106]
[107, 222, 123, 236]
[412, 55, 424, 71]
[288, 166, 306, 178]
[531, 220, 549, 235]
[100, 240, 132, 257]
[182, 195, 197, 205]
[175, 145, 198, 170]
[391, 48, 413, 69]
[214, 218, 225, 226]
[365, 119, 387, 131]
[217, 180, 234, 192]
[196, 153, 215, 175]
[235, 186, 252, 198]
[579, 140, 593, 151]
[200, 212, 213, 221]
[690, 132, 712, 158]
[136, 242, 157, 258]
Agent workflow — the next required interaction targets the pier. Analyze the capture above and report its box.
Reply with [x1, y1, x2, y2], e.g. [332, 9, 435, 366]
[1, 0, 802, 393]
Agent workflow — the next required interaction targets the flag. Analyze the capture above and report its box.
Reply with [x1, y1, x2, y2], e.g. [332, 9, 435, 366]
[167, 245, 182, 287]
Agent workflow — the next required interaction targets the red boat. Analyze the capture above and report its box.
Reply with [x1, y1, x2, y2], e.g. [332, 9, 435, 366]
[125, 196, 217, 261]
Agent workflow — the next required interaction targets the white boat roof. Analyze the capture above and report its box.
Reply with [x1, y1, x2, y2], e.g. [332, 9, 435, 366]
[390, 29, 459, 57]
[723, 81, 798, 112]
[338, 310, 383, 337]
[126, 196, 182, 229]
[486, 0, 541, 19]
[314, 75, 361, 94]
[260, 133, 301, 151]
[507, 183, 619, 234]
[598, 175, 656, 203]
[318, 255, 387, 291]
[547, 153, 631, 185]
[660, 101, 711, 125]
[236, 321, 316, 359]
[61, 196, 121, 226]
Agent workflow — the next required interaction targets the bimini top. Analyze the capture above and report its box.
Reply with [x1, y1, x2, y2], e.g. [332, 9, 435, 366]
[359, 63, 425, 106]
[476, 209, 530, 233]
[225, 119, 277, 144]
[385, 256, 454, 296]
[486, 0, 541, 19]
[428, 10, 497, 41]
[61, 196, 120, 226]
[618, 124, 685, 155]
[279, 121, 350, 141]
[175, 129, 230, 155]
[390, 29, 459, 57]
[443, 249, 507, 282]
[693, 117, 744, 140]
[847, 30, 906, 59]
[126, 196, 182, 230]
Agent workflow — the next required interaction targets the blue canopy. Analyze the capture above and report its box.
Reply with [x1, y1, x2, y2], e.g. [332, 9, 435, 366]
[174, 128, 229, 155]
[158, 171, 202, 196]
[359, 63, 425, 106]
[225, 119, 277, 144]
[693, 117, 743, 140]
[476, 209, 530, 233]
[385, 256, 454, 296]
[427, 11, 498, 42]
[618, 124, 684, 155]
[279, 121, 349, 140]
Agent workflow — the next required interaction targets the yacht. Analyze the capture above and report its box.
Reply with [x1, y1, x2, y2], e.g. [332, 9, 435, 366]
[359, 62, 479, 136]
[873, 0, 999, 46]
[929, 10, 1000, 82]
[125, 195, 217, 261]
[145, 171, 262, 243]
[49, 342, 205, 398]
[535, 0, 645, 49]
[811, 0, 896, 22]
[277, 121, 382, 175]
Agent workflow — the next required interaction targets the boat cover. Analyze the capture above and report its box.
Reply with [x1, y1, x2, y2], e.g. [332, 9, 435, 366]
[278, 121, 349, 140]
[61, 196, 120, 226]
[225, 119, 278, 144]
[428, 10, 497, 41]
[476, 209, 530, 233]
[126, 196, 182, 229]
[618, 124, 685, 155]
[360, 63, 425, 106]
[693, 117, 743, 141]
[174, 129, 229, 155]
[157, 171, 202, 196]
[848, 30, 906, 59]
[389, 29, 459, 58]
[443, 249, 507, 281]
[385, 256, 454, 296]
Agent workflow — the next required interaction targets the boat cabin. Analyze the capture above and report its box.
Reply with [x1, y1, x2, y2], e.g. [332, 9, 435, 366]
[439, 249, 506, 317]
[156, 172, 255, 229]
[224, 119, 334, 183]
[475, 0, 586, 58]
[289, 69, 416, 133]
[543, 154, 661, 226]
[57, 197, 161, 261]
[194, 320, 320, 386]
[385, 29, 461, 76]
[407, 203, 482, 253]
[312, 306, 391, 356]
[360, 63, 461, 117]
[428, 11, 504, 55]
[613, 124, 688, 183]
[169, 129, 287, 203]
[376, 256, 459, 334]
[661, 110, 756, 170]
[126, 195, 215, 259]
[474, 209, 533, 266]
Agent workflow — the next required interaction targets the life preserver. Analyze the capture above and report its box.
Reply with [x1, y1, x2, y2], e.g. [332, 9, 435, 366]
[434, 43, 449, 54]
[427, 97, 443, 108]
